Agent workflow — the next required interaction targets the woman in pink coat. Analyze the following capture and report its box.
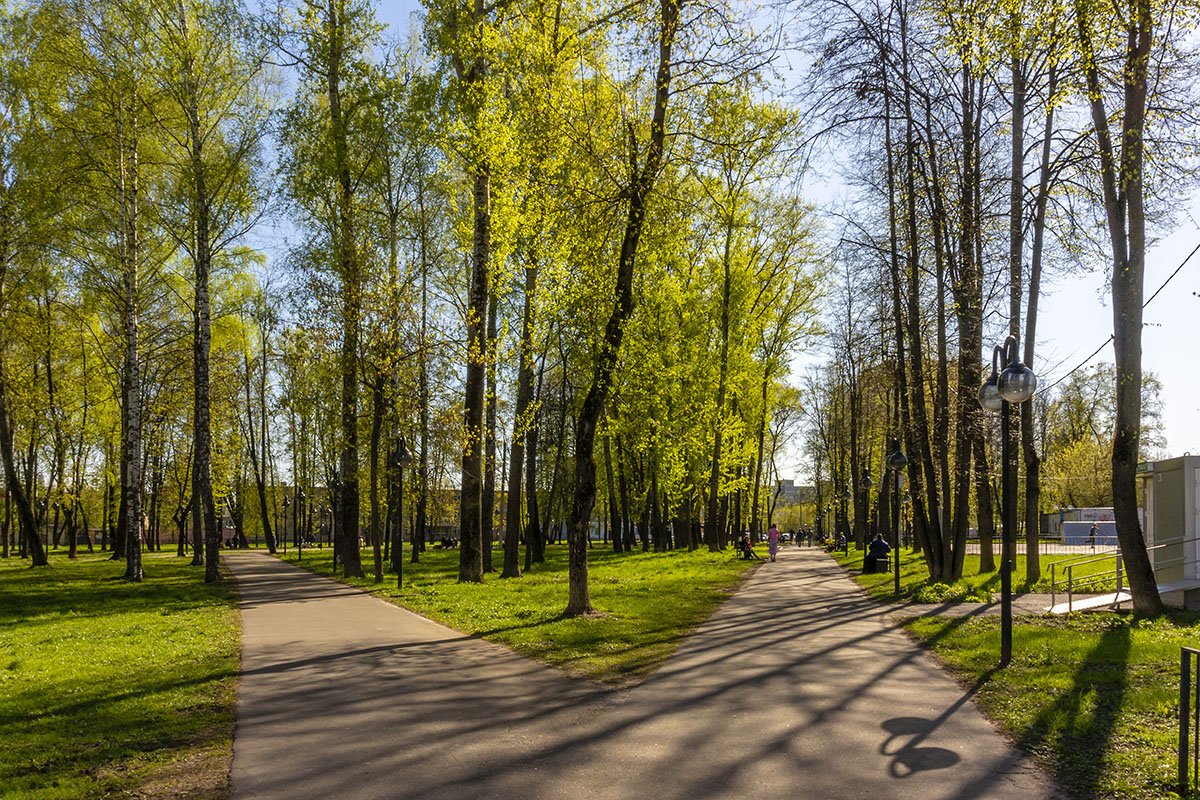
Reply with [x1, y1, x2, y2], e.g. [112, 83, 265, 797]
[767, 523, 781, 562]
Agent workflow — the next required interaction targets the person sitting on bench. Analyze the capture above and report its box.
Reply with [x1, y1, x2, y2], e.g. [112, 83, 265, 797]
[740, 533, 763, 560]
[864, 533, 891, 573]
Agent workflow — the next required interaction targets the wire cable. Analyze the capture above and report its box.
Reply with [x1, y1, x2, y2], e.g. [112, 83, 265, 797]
[1039, 238, 1200, 393]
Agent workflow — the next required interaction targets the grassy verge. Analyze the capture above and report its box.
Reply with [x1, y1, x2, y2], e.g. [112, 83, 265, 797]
[828, 544, 1121, 602]
[904, 611, 1196, 800]
[0, 552, 240, 800]
[275, 543, 756, 683]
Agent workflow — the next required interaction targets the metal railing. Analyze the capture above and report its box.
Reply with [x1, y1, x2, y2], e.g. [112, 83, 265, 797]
[1051, 534, 1200, 613]
[1181, 647, 1200, 795]
[1050, 551, 1124, 612]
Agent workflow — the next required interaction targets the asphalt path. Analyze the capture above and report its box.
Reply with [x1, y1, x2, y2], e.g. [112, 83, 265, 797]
[225, 547, 1060, 800]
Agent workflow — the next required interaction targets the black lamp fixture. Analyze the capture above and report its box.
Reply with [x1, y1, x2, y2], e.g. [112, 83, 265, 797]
[885, 438, 907, 595]
[978, 334, 1037, 666]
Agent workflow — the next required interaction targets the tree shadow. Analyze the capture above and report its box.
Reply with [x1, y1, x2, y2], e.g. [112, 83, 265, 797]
[1016, 623, 1131, 799]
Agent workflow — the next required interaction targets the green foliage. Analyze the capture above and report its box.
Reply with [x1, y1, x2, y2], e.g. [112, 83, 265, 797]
[912, 581, 992, 603]
[0, 553, 239, 799]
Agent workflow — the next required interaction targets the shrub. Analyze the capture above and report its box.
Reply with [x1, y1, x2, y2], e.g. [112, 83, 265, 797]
[914, 582, 991, 604]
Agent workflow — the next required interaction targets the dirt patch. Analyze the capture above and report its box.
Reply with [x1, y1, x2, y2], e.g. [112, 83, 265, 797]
[117, 744, 231, 800]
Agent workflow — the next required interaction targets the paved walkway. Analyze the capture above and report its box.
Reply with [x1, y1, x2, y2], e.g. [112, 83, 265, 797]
[225, 547, 1061, 800]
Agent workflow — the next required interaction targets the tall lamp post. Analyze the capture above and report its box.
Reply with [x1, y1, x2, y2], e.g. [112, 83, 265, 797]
[886, 439, 907, 595]
[296, 487, 306, 560]
[841, 489, 851, 545]
[978, 334, 1037, 666]
[390, 435, 413, 589]
[281, 493, 290, 555]
[860, 469, 873, 543]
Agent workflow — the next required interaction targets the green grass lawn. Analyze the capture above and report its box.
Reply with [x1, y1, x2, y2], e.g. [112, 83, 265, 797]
[0, 551, 240, 800]
[826, 542, 1199, 799]
[275, 542, 757, 683]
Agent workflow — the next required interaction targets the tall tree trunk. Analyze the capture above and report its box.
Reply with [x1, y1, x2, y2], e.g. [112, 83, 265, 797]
[119, 110, 143, 583]
[324, 0, 364, 579]
[369, 374, 385, 583]
[1023, 64, 1057, 585]
[751, 367, 770, 540]
[524, 361, 544, 569]
[0, 174, 43, 564]
[458, 157, 489, 583]
[1075, 0, 1161, 614]
[604, 429, 622, 553]
[565, 0, 680, 616]
[244, 350, 276, 556]
[503, 262, 538, 578]
[707, 202, 736, 553]
[178, 12, 219, 578]
[1008, 46, 1034, 585]
[948, 59, 984, 582]
[482, 292, 498, 573]
[414, 213, 430, 563]
[0, 361, 43, 565]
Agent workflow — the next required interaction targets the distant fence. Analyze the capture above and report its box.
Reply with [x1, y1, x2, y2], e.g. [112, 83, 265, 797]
[964, 541, 1120, 557]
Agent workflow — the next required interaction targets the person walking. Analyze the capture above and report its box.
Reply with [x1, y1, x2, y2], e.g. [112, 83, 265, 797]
[767, 523, 781, 562]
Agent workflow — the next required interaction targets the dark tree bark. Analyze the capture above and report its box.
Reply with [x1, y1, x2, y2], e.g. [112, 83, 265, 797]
[502, 262, 538, 578]
[0, 361, 43, 566]
[369, 374, 385, 583]
[458, 159, 489, 583]
[603, 429, 622, 554]
[1022, 63, 1058, 585]
[117, 106, 144, 583]
[1074, 0, 1161, 614]
[565, 0, 681, 616]
[414, 205, 430, 563]
[244, 349, 277, 555]
[321, 0, 365, 579]
[1007, 46, 1033, 585]
[172, 10, 221, 578]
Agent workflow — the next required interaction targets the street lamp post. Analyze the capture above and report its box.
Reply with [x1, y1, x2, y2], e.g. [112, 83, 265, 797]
[860, 469, 873, 544]
[281, 493, 290, 555]
[391, 435, 413, 589]
[886, 439, 907, 596]
[978, 334, 1037, 666]
[297, 487, 306, 561]
[840, 489, 851, 549]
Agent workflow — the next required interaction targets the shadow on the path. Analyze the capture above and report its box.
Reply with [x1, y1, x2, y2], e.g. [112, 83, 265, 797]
[230, 549, 1047, 800]
[1016, 624, 1131, 800]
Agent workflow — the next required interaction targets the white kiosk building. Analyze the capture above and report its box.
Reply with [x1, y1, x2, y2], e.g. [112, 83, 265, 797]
[1138, 455, 1200, 608]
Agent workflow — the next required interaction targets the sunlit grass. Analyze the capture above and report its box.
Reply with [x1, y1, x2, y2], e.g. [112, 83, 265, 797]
[0, 552, 239, 800]
[276, 543, 757, 683]
[905, 612, 1197, 800]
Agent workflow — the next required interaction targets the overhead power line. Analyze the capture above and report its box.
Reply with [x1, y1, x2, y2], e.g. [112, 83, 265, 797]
[1040, 238, 1200, 394]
